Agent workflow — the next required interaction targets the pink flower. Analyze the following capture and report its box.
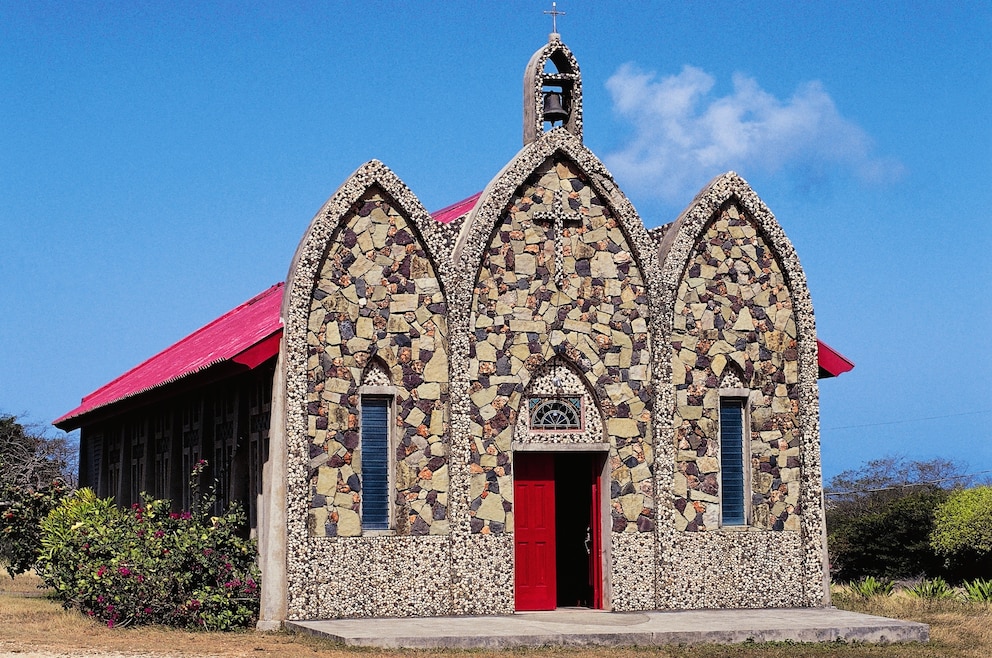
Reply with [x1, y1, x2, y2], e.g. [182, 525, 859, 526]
[107, 620, 114, 628]
[154, 530, 164, 538]
[96, 566, 106, 577]
[118, 566, 131, 576]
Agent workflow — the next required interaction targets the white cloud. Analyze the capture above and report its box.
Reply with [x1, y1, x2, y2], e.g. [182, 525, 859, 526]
[603, 64, 902, 203]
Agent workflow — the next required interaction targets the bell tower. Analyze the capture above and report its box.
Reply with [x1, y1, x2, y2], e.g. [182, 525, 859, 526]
[523, 30, 583, 145]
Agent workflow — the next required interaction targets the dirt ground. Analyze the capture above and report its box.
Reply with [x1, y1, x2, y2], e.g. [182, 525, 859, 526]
[3, 573, 991, 657]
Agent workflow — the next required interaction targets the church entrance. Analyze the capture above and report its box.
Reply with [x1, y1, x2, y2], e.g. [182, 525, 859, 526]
[513, 452, 604, 611]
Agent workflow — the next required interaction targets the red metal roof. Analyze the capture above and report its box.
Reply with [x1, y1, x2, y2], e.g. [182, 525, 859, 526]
[56, 191, 853, 428]
[817, 339, 855, 379]
[54, 283, 285, 428]
[432, 192, 481, 223]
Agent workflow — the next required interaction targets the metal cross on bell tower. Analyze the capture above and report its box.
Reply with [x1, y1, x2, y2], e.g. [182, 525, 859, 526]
[544, 2, 565, 35]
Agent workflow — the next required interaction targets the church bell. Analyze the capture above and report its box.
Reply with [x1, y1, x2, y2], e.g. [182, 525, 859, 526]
[542, 91, 569, 125]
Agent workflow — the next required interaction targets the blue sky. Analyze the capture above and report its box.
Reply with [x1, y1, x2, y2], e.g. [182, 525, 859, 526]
[1, 1, 989, 480]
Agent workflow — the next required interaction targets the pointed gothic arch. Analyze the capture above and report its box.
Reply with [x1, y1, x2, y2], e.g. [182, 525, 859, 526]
[659, 172, 814, 334]
[512, 356, 605, 447]
[657, 171, 827, 605]
[359, 356, 393, 388]
[283, 159, 453, 321]
[280, 159, 452, 540]
[453, 130, 661, 298]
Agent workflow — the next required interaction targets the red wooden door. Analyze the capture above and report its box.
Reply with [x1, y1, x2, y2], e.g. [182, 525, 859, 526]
[587, 458, 603, 609]
[514, 453, 556, 610]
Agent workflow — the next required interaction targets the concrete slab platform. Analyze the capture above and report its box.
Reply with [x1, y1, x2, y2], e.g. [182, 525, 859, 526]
[286, 607, 929, 649]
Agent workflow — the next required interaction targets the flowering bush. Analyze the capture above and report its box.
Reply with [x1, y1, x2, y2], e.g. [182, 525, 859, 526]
[36, 462, 259, 629]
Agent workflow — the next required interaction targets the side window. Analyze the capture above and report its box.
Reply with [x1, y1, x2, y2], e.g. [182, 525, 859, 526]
[719, 397, 747, 526]
[360, 396, 391, 530]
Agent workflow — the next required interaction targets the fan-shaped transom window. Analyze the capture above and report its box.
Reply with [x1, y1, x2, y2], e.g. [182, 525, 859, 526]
[528, 397, 582, 431]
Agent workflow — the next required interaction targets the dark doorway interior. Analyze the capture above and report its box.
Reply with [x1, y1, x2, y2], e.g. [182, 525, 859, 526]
[554, 452, 600, 608]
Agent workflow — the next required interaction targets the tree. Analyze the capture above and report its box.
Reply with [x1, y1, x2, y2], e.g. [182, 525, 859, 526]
[0, 414, 76, 577]
[1, 415, 76, 490]
[825, 456, 969, 582]
[931, 486, 992, 580]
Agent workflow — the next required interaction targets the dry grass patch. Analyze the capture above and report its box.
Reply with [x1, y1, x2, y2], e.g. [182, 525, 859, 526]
[0, 572, 986, 657]
[833, 588, 992, 658]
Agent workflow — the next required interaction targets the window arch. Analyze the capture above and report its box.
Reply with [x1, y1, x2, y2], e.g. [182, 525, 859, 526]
[359, 359, 394, 532]
[528, 397, 582, 431]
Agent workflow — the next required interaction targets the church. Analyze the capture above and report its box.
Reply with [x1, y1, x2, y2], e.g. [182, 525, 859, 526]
[56, 33, 853, 626]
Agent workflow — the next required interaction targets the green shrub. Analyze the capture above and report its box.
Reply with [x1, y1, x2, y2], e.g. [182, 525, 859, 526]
[931, 486, 992, 579]
[849, 575, 894, 598]
[963, 578, 992, 602]
[37, 463, 259, 629]
[907, 577, 957, 600]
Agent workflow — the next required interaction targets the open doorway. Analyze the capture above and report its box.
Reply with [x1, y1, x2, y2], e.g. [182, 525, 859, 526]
[513, 451, 604, 611]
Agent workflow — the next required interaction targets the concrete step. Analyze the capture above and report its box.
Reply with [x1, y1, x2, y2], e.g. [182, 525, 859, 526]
[286, 607, 929, 649]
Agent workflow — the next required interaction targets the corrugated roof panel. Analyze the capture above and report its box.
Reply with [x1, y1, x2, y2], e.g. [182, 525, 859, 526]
[54, 283, 284, 427]
[817, 339, 855, 379]
[432, 192, 481, 224]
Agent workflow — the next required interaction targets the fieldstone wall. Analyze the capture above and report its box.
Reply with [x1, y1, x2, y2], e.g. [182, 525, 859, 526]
[468, 156, 653, 536]
[281, 161, 457, 620]
[306, 188, 450, 537]
[654, 172, 827, 609]
[272, 144, 827, 621]
[670, 202, 800, 532]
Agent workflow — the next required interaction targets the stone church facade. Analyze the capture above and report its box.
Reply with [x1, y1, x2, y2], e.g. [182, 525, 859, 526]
[58, 34, 851, 626]
[258, 34, 831, 624]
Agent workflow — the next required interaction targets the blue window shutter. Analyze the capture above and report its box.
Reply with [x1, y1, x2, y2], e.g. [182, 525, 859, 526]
[720, 398, 746, 526]
[361, 397, 390, 530]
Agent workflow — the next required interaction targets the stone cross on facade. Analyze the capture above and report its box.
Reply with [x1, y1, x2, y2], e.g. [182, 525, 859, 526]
[544, 2, 565, 34]
[535, 189, 582, 286]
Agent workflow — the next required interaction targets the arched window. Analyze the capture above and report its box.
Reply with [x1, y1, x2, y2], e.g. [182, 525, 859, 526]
[529, 397, 582, 431]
